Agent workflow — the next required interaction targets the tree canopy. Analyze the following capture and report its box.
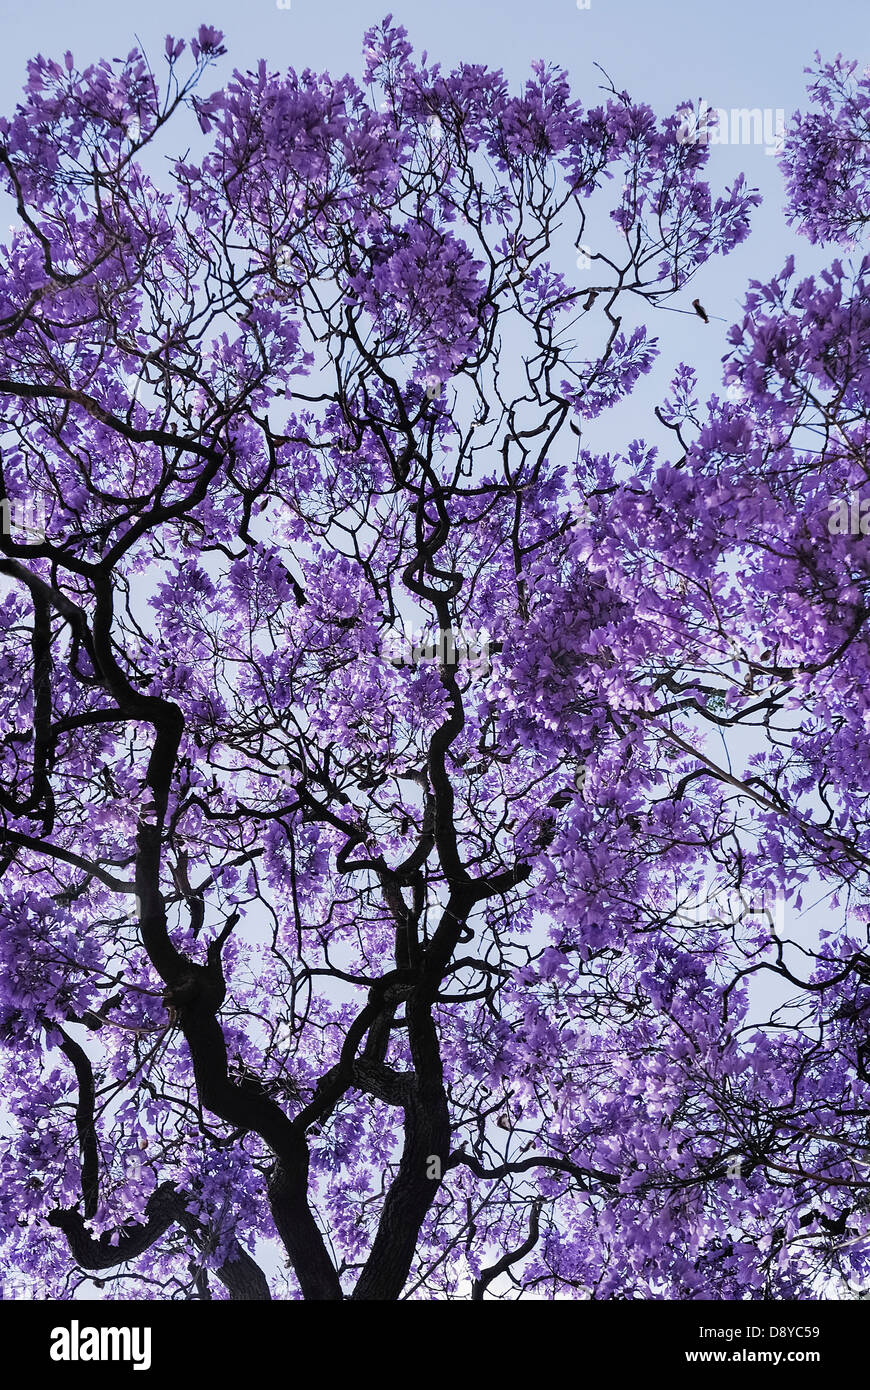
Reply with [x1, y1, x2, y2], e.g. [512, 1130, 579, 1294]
[1, 19, 870, 1300]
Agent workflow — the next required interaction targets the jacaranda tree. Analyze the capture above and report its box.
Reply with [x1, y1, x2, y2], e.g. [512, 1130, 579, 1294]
[1, 17, 869, 1300]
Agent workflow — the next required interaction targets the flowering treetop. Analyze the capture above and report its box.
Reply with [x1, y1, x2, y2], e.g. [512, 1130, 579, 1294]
[0, 16, 867, 1300]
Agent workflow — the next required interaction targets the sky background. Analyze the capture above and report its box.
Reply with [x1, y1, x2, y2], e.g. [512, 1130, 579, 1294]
[1, 0, 865, 117]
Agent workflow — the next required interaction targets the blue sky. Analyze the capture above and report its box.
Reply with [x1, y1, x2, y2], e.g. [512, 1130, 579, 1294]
[1, 0, 865, 113]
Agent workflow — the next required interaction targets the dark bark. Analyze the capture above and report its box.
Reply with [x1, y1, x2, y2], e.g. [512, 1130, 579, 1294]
[54, 1024, 99, 1219]
[351, 993, 450, 1300]
[471, 1201, 542, 1300]
[49, 1184, 272, 1301]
